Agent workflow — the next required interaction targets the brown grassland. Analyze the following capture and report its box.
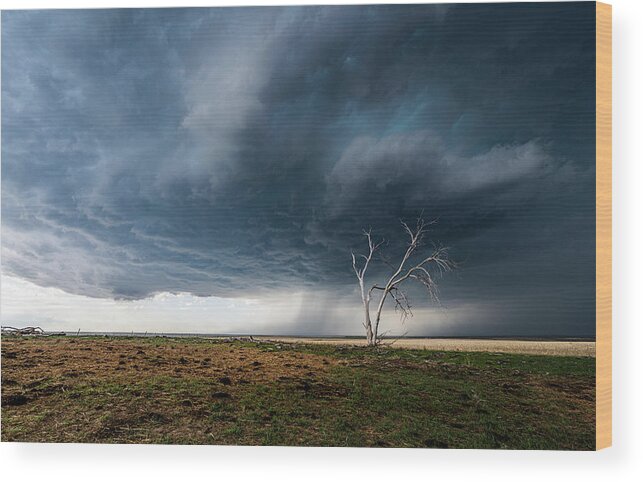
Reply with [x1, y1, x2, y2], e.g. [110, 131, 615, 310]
[1, 336, 595, 449]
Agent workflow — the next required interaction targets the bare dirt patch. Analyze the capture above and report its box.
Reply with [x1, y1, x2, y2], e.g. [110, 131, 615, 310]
[0, 337, 338, 392]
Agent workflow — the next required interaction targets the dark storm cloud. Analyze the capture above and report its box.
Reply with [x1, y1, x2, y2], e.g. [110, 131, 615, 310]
[1, 4, 596, 335]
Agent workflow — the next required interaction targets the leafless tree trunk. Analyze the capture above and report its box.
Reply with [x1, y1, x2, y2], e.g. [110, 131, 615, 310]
[351, 218, 454, 346]
[351, 230, 383, 346]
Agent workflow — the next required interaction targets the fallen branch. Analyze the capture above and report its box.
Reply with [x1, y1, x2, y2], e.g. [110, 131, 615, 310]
[1, 326, 64, 336]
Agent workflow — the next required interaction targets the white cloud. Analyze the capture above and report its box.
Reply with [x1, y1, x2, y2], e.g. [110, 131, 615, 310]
[0, 274, 479, 336]
[327, 130, 552, 212]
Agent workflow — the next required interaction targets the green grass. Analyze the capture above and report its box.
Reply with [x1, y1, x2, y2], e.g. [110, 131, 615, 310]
[1, 337, 595, 449]
[256, 341, 595, 377]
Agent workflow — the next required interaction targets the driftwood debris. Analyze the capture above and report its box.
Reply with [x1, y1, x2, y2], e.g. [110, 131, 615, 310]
[1, 326, 65, 336]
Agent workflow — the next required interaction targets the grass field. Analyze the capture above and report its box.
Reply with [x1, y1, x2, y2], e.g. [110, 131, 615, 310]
[1, 336, 595, 449]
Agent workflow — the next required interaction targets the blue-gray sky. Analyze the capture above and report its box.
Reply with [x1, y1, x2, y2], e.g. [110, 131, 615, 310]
[1, 3, 596, 337]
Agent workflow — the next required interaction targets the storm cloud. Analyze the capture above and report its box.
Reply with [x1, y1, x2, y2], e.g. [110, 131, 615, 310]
[1, 4, 596, 336]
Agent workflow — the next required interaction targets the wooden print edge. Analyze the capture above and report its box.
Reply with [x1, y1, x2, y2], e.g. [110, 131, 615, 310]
[596, 1, 612, 451]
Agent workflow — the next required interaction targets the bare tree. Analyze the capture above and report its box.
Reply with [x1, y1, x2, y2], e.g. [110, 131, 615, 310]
[351, 217, 454, 346]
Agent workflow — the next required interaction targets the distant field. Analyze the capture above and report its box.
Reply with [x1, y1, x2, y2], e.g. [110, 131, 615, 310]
[1, 336, 595, 449]
[256, 337, 596, 357]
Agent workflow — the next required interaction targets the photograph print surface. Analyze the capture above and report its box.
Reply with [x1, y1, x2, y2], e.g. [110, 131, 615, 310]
[1, 2, 599, 449]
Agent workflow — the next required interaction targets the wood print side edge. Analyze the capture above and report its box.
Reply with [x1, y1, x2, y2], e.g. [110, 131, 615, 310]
[595, 1, 612, 451]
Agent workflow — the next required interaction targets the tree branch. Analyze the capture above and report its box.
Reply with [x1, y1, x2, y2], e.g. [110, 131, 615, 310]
[351, 216, 454, 347]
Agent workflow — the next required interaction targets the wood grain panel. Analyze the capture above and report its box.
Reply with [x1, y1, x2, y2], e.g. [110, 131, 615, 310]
[596, 1, 612, 451]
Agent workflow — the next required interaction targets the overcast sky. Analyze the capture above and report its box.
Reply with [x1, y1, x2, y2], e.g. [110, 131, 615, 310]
[1, 3, 596, 337]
